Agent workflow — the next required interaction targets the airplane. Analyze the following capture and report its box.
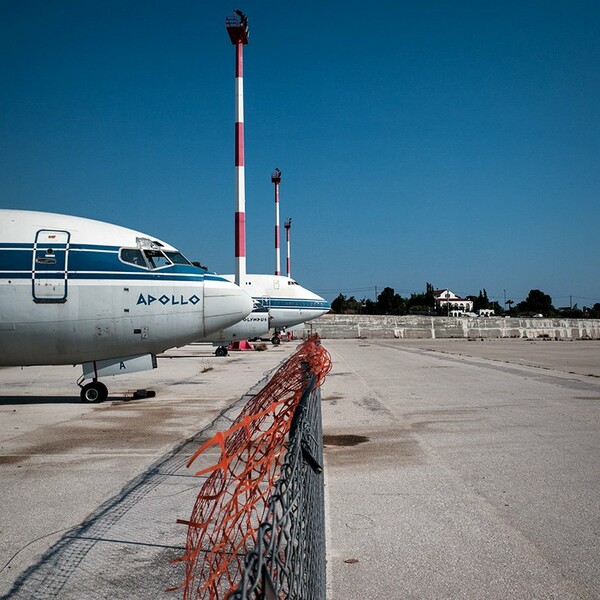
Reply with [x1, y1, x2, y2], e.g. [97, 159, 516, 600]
[221, 273, 330, 344]
[224, 274, 330, 331]
[196, 274, 330, 358]
[200, 300, 271, 356]
[198, 274, 331, 356]
[0, 209, 254, 402]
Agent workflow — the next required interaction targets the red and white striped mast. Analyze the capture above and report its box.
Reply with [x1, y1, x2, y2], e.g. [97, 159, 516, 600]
[226, 10, 249, 287]
[272, 168, 282, 275]
[284, 218, 292, 278]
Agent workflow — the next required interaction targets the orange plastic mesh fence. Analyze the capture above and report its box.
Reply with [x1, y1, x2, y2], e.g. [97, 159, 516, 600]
[172, 335, 332, 600]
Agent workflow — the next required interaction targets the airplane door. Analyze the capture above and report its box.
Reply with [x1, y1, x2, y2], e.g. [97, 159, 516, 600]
[33, 229, 70, 303]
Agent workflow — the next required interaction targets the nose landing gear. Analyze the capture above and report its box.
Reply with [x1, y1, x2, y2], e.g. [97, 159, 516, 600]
[78, 379, 108, 403]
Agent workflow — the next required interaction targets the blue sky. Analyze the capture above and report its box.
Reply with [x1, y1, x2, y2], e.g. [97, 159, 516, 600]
[2, 1, 599, 308]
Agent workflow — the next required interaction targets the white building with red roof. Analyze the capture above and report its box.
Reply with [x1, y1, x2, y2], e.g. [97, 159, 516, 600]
[433, 289, 474, 315]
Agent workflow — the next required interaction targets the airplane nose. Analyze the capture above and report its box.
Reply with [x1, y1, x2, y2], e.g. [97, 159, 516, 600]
[315, 296, 331, 318]
[303, 288, 331, 320]
[203, 276, 254, 336]
[319, 297, 331, 315]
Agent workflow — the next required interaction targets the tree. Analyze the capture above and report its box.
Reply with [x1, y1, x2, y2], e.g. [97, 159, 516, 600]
[558, 306, 584, 318]
[344, 296, 363, 314]
[517, 289, 555, 316]
[406, 282, 436, 314]
[362, 299, 377, 315]
[585, 303, 600, 318]
[331, 294, 367, 314]
[472, 289, 490, 312]
[375, 287, 406, 315]
[505, 299, 514, 315]
[331, 293, 347, 314]
[490, 300, 503, 315]
[425, 282, 435, 307]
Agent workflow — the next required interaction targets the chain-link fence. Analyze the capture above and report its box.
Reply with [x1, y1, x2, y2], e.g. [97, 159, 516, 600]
[228, 375, 326, 600]
[175, 336, 331, 600]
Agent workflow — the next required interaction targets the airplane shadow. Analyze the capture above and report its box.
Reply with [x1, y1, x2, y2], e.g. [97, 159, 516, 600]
[0, 395, 134, 406]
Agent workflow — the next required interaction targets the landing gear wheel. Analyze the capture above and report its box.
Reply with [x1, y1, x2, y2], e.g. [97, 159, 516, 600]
[271, 335, 281, 346]
[80, 381, 108, 403]
[215, 346, 228, 357]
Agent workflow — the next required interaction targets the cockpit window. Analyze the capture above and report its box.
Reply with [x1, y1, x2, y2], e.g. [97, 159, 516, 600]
[144, 249, 171, 269]
[164, 251, 192, 266]
[120, 248, 174, 270]
[252, 300, 269, 312]
[120, 248, 147, 268]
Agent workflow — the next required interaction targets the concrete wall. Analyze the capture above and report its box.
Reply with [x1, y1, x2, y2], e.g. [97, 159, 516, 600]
[301, 314, 600, 340]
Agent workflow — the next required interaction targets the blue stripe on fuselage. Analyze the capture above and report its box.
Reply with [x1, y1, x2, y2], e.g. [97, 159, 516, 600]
[0, 243, 218, 283]
[254, 296, 330, 310]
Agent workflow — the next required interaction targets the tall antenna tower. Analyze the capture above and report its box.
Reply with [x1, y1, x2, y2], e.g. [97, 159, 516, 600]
[226, 10, 249, 287]
[284, 218, 292, 278]
[272, 168, 282, 275]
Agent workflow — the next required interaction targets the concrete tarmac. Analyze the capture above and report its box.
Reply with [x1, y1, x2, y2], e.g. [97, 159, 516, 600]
[0, 342, 297, 599]
[322, 339, 600, 600]
[0, 339, 599, 599]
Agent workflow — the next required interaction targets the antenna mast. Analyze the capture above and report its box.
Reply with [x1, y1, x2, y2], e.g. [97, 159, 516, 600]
[272, 168, 282, 275]
[226, 10, 249, 287]
[284, 218, 292, 278]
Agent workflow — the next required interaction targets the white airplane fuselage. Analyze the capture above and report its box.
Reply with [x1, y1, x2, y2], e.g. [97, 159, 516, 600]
[223, 274, 330, 329]
[0, 210, 253, 368]
[200, 306, 271, 347]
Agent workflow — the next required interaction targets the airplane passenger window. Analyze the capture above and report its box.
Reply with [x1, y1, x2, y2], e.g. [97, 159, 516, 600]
[120, 248, 147, 268]
[143, 249, 172, 269]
